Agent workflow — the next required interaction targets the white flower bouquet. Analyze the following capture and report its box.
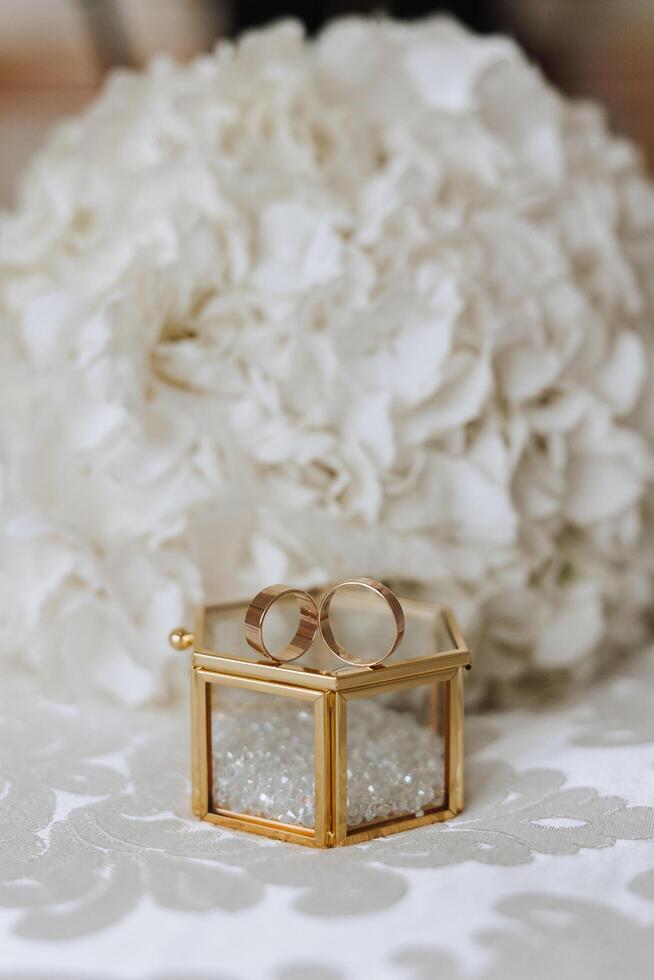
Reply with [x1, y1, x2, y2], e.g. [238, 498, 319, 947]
[1, 17, 653, 705]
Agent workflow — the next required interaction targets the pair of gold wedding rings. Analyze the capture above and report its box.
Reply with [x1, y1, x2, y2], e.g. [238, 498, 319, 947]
[244, 577, 405, 668]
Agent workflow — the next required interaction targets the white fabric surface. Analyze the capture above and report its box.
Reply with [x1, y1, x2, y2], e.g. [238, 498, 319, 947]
[1, 649, 654, 979]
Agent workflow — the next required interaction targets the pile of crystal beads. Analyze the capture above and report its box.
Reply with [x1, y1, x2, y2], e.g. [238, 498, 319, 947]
[211, 689, 444, 827]
[345, 698, 444, 826]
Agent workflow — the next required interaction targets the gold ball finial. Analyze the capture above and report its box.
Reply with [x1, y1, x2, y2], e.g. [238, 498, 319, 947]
[169, 627, 194, 651]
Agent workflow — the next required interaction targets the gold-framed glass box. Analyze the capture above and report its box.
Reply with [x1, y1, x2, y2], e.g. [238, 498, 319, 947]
[174, 587, 470, 848]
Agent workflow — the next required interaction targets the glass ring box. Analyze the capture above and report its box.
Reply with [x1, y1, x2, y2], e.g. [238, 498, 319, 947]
[174, 586, 470, 848]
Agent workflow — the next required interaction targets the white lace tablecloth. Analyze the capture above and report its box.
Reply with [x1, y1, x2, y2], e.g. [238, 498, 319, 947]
[2, 650, 654, 980]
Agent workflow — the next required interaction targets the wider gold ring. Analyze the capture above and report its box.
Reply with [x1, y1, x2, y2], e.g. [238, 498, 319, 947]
[244, 585, 319, 663]
[318, 577, 405, 667]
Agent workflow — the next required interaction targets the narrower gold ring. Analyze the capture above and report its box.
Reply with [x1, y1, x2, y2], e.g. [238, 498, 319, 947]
[318, 577, 405, 667]
[244, 585, 319, 663]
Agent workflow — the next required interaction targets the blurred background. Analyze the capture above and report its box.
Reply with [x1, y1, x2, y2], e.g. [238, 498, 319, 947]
[1, 0, 653, 205]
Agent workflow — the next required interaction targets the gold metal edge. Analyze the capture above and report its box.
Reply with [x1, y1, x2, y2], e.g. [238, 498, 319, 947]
[447, 667, 465, 814]
[326, 691, 337, 847]
[443, 606, 468, 655]
[191, 649, 470, 691]
[191, 666, 209, 817]
[333, 692, 348, 844]
[340, 668, 457, 701]
[210, 806, 313, 835]
[202, 811, 321, 847]
[202, 804, 459, 848]
[343, 807, 458, 846]
[314, 694, 331, 846]
[192, 651, 338, 690]
[335, 656, 466, 692]
[195, 667, 324, 702]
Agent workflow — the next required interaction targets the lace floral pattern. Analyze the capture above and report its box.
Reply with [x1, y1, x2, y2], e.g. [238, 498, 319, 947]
[1, 650, 654, 977]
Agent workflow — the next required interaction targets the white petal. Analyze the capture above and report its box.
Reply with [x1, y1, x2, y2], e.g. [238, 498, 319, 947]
[593, 331, 646, 416]
[404, 31, 514, 112]
[565, 456, 643, 525]
[253, 201, 343, 293]
[401, 354, 492, 441]
[496, 346, 561, 402]
[534, 586, 604, 669]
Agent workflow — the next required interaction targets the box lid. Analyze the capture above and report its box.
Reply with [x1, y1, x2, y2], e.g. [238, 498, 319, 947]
[192, 586, 470, 692]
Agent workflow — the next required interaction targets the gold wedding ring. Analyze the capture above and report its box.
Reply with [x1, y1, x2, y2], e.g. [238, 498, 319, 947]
[244, 585, 319, 663]
[318, 577, 405, 667]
